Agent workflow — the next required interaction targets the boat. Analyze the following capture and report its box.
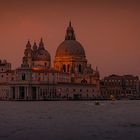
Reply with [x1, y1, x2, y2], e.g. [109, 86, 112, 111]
[110, 95, 116, 101]
[95, 101, 100, 105]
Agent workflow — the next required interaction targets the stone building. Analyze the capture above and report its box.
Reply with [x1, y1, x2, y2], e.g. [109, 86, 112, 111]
[100, 74, 139, 99]
[0, 22, 100, 100]
[54, 22, 99, 85]
[0, 60, 12, 100]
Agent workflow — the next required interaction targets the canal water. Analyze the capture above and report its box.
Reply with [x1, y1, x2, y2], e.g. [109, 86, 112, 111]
[0, 100, 140, 140]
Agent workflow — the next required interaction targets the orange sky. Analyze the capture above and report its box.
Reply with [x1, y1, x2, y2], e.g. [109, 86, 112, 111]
[0, 0, 140, 78]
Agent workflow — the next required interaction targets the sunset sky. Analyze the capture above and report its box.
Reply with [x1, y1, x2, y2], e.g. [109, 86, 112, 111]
[0, 0, 140, 78]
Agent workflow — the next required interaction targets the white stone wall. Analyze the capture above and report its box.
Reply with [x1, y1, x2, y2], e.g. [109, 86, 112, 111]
[56, 83, 99, 99]
[0, 61, 99, 101]
[14, 68, 71, 84]
[0, 72, 14, 83]
[0, 60, 11, 73]
[0, 85, 10, 100]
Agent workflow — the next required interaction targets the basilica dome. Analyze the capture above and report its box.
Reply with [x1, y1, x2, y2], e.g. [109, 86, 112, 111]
[55, 40, 85, 57]
[55, 22, 86, 58]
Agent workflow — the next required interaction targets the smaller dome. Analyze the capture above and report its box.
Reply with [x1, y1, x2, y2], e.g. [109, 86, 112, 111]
[36, 49, 51, 61]
[33, 38, 51, 61]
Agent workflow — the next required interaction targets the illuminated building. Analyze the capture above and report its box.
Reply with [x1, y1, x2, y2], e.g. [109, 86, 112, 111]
[0, 22, 100, 100]
[100, 74, 139, 99]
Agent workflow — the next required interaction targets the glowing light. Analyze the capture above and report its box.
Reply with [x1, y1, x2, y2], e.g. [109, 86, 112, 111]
[32, 67, 48, 71]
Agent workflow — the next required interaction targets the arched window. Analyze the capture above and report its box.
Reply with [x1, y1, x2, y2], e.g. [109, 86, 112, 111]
[22, 74, 26, 81]
[81, 79, 87, 84]
[78, 64, 82, 73]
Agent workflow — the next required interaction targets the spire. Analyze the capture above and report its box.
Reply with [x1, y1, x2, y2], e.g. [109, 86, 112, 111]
[95, 66, 100, 77]
[26, 40, 31, 49]
[33, 42, 37, 51]
[38, 38, 44, 50]
[69, 21, 71, 27]
[65, 21, 76, 40]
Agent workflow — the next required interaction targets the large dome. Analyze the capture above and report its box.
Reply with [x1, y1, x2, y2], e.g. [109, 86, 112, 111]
[55, 40, 85, 57]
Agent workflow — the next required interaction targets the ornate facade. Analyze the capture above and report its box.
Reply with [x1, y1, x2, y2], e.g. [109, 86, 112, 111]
[100, 74, 139, 99]
[54, 22, 99, 85]
[0, 22, 100, 100]
[22, 38, 51, 69]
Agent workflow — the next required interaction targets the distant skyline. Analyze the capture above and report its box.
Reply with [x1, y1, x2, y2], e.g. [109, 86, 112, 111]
[0, 0, 140, 78]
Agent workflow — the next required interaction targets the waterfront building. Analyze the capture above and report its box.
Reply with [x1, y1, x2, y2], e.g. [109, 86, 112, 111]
[0, 22, 100, 100]
[100, 74, 139, 98]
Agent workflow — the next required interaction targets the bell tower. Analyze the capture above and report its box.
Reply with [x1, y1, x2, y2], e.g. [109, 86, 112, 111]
[22, 41, 33, 68]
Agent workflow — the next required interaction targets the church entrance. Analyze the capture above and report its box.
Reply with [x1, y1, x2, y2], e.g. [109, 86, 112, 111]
[32, 87, 37, 100]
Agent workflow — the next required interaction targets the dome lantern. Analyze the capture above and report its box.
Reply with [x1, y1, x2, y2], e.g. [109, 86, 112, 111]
[33, 42, 38, 51]
[38, 38, 45, 50]
[55, 22, 86, 58]
[65, 21, 76, 40]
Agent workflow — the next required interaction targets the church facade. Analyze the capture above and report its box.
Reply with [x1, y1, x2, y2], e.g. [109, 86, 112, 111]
[0, 22, 100, 100]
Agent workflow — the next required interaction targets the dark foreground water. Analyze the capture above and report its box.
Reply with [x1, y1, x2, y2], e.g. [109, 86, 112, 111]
[0, 101, 140, 140]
